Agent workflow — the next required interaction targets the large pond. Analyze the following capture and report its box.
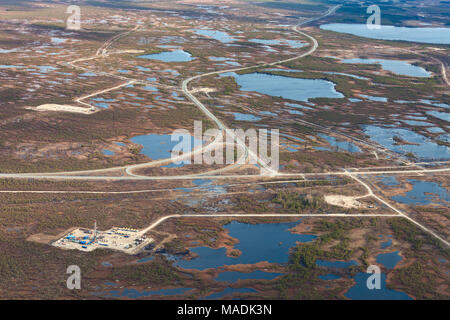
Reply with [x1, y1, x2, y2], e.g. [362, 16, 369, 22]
[316, 257, 411, 300]
[376, 251, 402, 270]
[138, 49, 194, 62]
[130, 133, 203, 160]
[391, 179, 449, 205]
[363, 125, 450, 160]
[220, 72, 344, 102]
[341, 58, 430, 77]
[174, 220, 317, 270]
[345, 273, 412, 300]
[320, 24, 450, 44]
[193, 29, 236, 43]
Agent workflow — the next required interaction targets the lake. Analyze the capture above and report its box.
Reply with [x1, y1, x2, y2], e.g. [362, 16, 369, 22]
[193, 29, 236, 43]
[341, 58, 430, 77]
[345, 272, 412, 300]
[130, 133, 203, 160]
[391, 179, 449, 205]
[228, 112, 261, 122]
[220, 72, 344, 102]
[320, 24, 450, 44]
[174, 220, 317, 270]
[138, 50, 194, 62]
[363, 125, 450, 160]
[376, 251, 402, 269]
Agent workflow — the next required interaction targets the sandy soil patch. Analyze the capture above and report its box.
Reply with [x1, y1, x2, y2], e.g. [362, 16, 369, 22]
[111, 49, 145, 54]
[324, 195, 363, 209]
[190, 87, 217, 94]
[30, 104, 97, 114]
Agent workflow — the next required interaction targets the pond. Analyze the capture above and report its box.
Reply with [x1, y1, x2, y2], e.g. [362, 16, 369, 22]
[51, 37, 67, 44]
[130, 133, 203, 160]
[228, 112, 261, 122]
[391, 179, 449, 205]
[93, 102, 109, 109]
[320, 24, 450, 45]
[193, 29, 236, 43]
[427, 127, 445, 134]
[0, 48, 19, 53]
[401, 120, 431, 126]
[381, 238, 392, 249]
[345, 272, 412, 300]
[376, 251, 402, 269]
[341, 58, 430, 77]
[36, 66, 58, 73]
[220, 72, 344, 102]
[362, 125, 450, 160]
[420, 99, 450, 109]
[142, 85, 158, 92]
[426, 110, 450, 122]
[79, 72, 97, 77]
[102, 149, 114, 156]
[138, 50, 194, 62]
[174, 220, 317, 270]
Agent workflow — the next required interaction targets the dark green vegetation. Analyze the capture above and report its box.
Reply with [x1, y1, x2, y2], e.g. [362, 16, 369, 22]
[387, 219, 450, 299]
[272, 191, 326, 212]
[388, 218, 446, 251]
[277, 219, 367, 299]
[277, 218, 449, 299]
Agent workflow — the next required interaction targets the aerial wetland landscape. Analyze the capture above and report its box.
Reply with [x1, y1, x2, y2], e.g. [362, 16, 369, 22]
[0, 0, 448, 301]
